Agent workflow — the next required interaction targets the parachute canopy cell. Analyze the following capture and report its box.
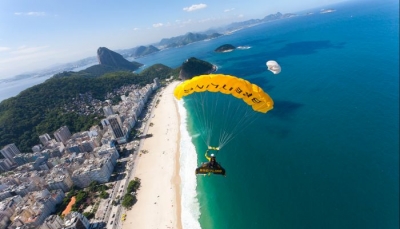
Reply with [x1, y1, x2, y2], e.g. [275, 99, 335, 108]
[173, 74, 274, 113]
[266, 60, 281, 74]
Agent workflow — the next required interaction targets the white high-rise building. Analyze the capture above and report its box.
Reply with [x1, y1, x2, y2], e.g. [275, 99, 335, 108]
[0, 143, 20, 163]
[39, 134, 52, 146]
[103, 105, 114, 117]
[54, 126, 72, 144]
[153, 77, 160, 90]
[63, 212, 90, 229]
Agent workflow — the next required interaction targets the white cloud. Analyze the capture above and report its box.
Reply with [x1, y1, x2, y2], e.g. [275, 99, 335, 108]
[153, 23, 163, 28]
[11, 46, 49, 55]
[183, 4, 207, 12]
[28, 12, 45, 16]
[133, 28, 140, 31]
[224, 8, 235, 12]
[0, 45, 62, 78]
[173, 19, 193, 27]
[0, 47, 10, 52]
[238, 14, 244, 18]
[0, 50, 54, 64]
[198, 18, 213, 23]
[14, 12, 46, 16]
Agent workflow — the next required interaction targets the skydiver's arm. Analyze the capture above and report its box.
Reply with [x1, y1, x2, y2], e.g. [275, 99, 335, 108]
[205, 150, 211, 161]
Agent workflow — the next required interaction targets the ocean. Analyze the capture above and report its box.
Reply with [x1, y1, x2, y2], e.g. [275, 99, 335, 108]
[170, 0, 398, 228]
[1, 0, 398, 228]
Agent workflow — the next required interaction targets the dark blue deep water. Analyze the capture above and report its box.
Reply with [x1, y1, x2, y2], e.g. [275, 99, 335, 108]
[144, 1, 399, 228]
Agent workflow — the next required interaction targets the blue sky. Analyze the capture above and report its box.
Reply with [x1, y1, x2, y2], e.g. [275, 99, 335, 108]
[0, 0, 345, 79]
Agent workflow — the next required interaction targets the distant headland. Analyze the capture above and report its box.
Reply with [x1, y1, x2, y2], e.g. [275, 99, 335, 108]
[2, 11, 299, 84]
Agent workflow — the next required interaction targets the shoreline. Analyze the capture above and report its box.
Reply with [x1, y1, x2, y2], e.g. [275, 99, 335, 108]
[177, 99, 202, 229]
[174, 96, 183, 229]
[122, 81, 182, 229]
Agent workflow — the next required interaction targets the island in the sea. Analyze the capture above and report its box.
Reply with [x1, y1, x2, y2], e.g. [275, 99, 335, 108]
[215, 44, 236, 53]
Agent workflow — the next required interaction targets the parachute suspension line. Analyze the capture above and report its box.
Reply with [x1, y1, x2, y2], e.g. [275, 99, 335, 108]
[218, 93, 264, 149]
[219, 109, 261, 149]
[209, 91, 223, 146]
[197, 92, 210, 145]
[191, 92, 220, 147]
[219, 96, 240, 147]
[196, 93, 212, 145]
[190, 93, 209, 146]
[217, 93, 237, 148]
[218, 104, 253, 148]
[189, 91, 263, 150]
[204, 92, 214, 146]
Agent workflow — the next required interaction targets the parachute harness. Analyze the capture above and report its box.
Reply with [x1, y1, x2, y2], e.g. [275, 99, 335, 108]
[205, 146, 221, 176]
[208, 146, 220, 156]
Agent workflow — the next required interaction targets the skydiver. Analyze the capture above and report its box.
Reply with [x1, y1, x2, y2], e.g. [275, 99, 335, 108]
[195, 148, 226, 176]
[204, 151, 217, 168]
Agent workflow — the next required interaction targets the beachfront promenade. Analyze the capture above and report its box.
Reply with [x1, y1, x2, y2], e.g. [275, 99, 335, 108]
[111, 81, 181, 229]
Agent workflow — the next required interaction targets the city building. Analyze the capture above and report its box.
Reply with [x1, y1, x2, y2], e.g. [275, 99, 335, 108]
[0, 213, 10, 229]
[0, 144, 21, 164]
[32, 144, 44, 153]
[107, 114, 124, 138]
[40, 215, 64, 229]
[106, 114, 127, 143]
[102, 105, 114, 117]
[63, 212, 90, 229]
[9, 189, 64, 228]
[46, 171, 73, 193]
[71, 148, 117, 188]
[54, 126, 72, 144]
[39, 134, 52, 146]
[0, 195, 23, 218]
[153, 77, 160, 90]
[0, 159, 13, 172]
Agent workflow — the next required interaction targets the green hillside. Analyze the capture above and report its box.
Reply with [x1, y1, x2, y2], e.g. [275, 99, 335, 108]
[0, 65, 177, 152]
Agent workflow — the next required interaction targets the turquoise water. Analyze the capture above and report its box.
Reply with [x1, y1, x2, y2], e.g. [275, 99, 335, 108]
[149, 1, 400, 228]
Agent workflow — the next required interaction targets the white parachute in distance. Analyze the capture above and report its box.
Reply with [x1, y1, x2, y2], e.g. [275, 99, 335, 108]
[266, 60, 281, 74]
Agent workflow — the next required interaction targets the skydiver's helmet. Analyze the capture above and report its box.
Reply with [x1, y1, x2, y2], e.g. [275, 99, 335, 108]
[210, 154, 216, 162]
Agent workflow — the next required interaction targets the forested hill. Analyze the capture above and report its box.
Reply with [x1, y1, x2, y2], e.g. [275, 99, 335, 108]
[0, 54, 215, 152]
[0, 64, 176, 152]
[179, 57, 215, 80]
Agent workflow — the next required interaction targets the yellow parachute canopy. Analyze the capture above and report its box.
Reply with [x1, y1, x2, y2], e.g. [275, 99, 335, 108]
[174, 74, 274, 113]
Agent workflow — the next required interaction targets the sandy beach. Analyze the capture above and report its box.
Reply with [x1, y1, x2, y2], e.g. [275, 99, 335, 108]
[122, 81, 182, 229]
